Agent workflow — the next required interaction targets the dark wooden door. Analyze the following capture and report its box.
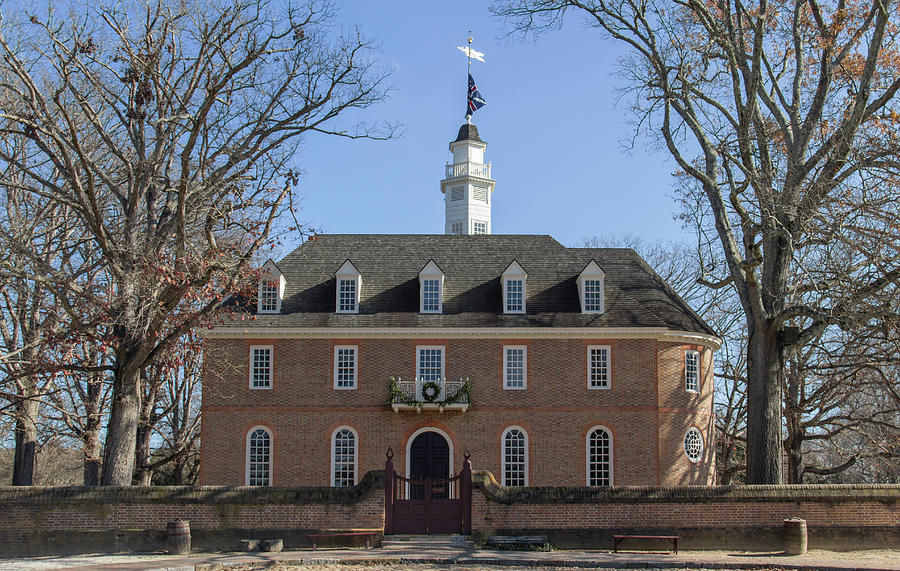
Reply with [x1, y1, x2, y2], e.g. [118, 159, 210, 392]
[409, 432, 450, 499]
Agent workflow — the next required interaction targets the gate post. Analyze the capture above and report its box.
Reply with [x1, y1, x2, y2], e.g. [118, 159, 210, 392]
[461, 449, 472, 535]
[384, 447, 394, 535]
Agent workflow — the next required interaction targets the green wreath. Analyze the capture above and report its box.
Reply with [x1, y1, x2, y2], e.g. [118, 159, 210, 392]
[421, 381, 441, 402]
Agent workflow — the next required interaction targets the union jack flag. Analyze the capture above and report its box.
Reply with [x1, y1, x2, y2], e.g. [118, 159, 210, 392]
[466, 74, 486, 118]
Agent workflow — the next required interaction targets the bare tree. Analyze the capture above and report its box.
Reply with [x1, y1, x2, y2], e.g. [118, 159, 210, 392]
[497, 0, 900, 483]
[0, 179, 81, 484]
[0, 0, 392, 484]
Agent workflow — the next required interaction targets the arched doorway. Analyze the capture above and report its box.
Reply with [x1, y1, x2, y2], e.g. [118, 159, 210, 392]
[408, 431, 450, 498]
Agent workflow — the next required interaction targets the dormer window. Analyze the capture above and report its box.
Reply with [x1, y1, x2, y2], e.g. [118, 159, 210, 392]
[335, 260, 361, 314]
[578, 261, 606, 314]
[257, 260, 285, 314]
[419, 260, 444, 313]
[502, 261, 527, 314]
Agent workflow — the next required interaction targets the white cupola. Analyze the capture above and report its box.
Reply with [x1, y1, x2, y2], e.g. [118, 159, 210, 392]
[440, 123, 496, 235]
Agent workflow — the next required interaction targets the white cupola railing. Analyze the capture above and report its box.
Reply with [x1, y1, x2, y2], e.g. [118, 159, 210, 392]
[445, 161, 491, 179]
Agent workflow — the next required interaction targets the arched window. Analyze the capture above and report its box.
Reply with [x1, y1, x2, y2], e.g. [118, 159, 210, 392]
[502, 427, 528, 486]
[246, 427, 272, 486]
[586, 426, 612, 486]
[332, 427, 357, 487]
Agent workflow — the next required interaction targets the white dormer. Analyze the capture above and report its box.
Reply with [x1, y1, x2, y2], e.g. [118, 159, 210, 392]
[257, 260, 285, 314]
[419, 260, 444, 314]
[501, 260, 527, 314]
[578, 260, 606, 314]
[335, 259, 361, 314]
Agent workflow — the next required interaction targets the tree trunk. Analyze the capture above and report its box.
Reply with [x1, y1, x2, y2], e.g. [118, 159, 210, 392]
[12, 397, 39, 485]
[745, 319, 784, 484]
[785, 367, 805, 484]
[101, 363, 141, 486]
[82, 374, 104, 486]
[134, 422, 153, 486]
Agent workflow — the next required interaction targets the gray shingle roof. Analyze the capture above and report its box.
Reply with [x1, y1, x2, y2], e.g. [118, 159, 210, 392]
[228, 234, 714, 335]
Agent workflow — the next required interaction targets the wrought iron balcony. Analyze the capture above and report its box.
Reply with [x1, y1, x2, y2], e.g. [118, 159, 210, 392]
[445, 161, 491, 179]
[389, 377, 471, 413]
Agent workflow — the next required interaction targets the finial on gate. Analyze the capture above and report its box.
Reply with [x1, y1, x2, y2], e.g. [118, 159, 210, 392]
[464, 448, 471, 460]
[386, 446, 394, 460]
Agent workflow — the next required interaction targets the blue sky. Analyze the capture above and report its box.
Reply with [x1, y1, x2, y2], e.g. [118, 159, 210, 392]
[290, 1, 691, 251]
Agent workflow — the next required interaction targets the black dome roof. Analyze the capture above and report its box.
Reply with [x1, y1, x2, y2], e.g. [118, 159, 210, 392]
[454, 123, 483, 143]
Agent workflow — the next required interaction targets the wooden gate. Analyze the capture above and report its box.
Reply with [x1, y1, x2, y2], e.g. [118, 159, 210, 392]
[384, 447, 472, 535]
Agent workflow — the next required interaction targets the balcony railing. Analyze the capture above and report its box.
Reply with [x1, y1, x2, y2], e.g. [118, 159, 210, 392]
[389, 376, 471, 412]
[445, 161, 491, 179]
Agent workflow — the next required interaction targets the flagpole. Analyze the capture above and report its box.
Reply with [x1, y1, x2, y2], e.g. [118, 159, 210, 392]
[466, 32, 472, 123]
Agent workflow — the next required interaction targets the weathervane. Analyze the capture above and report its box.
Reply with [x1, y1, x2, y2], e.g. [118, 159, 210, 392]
[457, 32, 486, 122]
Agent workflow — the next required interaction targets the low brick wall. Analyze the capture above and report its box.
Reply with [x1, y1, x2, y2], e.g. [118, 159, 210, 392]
[0, 471, 384, 556]
[2, 470, 897, 556]
[471, 471, 900, 550]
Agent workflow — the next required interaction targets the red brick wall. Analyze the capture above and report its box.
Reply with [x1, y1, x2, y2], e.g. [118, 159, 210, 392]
[471, 478, 900, 550]
[1, 480, 896, 554]
[201, 336, 716, 487]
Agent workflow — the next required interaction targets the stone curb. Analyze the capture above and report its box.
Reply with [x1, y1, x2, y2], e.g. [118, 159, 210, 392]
[132, 554, 900, 571]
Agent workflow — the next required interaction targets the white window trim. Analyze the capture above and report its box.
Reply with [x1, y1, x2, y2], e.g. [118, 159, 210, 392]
[336, 278, 360, 313]
[503, 345, 528, 390]
[257, 261, 285, 314]
[420, 278, 443, 313]
[473, 220, 488, 235]
[587, 345, 611, 390]
[419, 261, 444, 314]
[503, 278, 526, 314]
[333, 345, 358, 390]
[585, 425, 614, 486]
[501, 426, 529, 486]
[578, 261, 606, 314]
[416, 345, 445, 381]
[335, 260, 361, 314]
[245, 425, 273, 486]
[501, 261, 527, 314]
[331, 425, 359, 486]
[685, 349, 700, 393]
[683, 426, 704, 463]
[249, 345, 274, 390]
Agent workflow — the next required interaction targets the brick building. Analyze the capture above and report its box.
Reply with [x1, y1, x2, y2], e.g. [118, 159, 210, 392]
[200, 123, 719, 489]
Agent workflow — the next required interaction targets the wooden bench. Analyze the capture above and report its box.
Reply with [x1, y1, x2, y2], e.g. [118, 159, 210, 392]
[612, 534, 680, 554]
[307, 531, 377, 550]
[485, 535, 549, 549]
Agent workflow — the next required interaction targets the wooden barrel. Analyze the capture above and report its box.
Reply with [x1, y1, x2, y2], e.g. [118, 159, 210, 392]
[784, 518, 807, 555]
[166, 519, 191, 555]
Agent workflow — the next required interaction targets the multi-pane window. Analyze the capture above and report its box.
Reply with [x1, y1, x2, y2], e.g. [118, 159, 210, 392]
[250, 346, 273, 389]
[684, 427, 704, 462]
[587, 427, 612, 486]
[503, 346, 527, 389]
[685, 350, 700, 392]
[473, 221, 487, 235]
[502, 428, 527, 486]
[334, 346, 357, 389]
[417, 346, 444, 382]
[332, 427, 356, 487]
[422, 279, 441, 312]
[259, 280, 279, 313]
[583, 279, 603, 313]
[451, 222, 464, 235]
[247, 428, 271, 486]
[338, 279, 357, 312]
[505, 279, 524, 313]
[588, 346, 610, 389]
